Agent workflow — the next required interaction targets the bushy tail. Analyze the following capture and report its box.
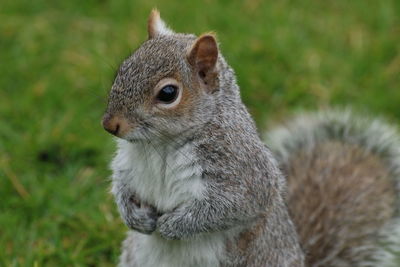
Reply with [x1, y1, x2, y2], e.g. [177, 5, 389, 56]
[265, 109, 400, 267]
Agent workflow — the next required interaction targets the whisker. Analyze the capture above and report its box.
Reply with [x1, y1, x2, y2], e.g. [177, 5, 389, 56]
[141, 128, 170, 183]
[144, 127, 203, 175]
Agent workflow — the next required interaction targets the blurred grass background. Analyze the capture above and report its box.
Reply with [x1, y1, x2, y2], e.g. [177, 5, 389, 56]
[1, 0, 399, 265]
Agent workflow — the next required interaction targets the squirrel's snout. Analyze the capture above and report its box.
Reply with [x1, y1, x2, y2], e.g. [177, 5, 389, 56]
[102, 114, 130, 137]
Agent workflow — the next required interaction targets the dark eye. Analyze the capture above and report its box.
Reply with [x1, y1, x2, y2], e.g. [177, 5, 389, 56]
[156, 85, 178, 104]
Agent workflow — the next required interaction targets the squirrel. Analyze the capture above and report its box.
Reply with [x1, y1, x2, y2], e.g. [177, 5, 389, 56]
[102, 9, 400, 267]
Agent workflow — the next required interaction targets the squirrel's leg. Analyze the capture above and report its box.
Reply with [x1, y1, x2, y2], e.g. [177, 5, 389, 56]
[157, 182, 263, 240]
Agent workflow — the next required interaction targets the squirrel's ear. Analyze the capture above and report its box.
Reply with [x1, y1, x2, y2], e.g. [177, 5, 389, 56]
[147, 9, 174, 39]
[187, 34, 219, 87]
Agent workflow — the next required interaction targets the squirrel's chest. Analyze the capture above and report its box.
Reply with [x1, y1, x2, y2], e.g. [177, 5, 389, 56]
[111, 140, 205, 212]
[131, 232, 225, 267]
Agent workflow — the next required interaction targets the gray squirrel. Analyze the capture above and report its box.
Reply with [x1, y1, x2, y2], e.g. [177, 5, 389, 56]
[102, 9, 400, 267]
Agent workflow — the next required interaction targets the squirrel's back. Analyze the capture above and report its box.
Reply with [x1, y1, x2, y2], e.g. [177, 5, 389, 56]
[267, 110, 400, 267]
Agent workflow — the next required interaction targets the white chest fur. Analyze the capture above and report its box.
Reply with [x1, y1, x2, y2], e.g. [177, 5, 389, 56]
[111, 139, 205, 212]
[129, 231, 225, 267]
[111, 139, 225, 267]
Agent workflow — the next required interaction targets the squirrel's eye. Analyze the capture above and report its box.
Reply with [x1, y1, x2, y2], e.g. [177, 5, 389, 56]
[156, 85, 178, 104]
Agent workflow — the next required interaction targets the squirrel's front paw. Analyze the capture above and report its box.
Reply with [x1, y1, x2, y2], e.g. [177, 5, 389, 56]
[119, 195, 160, 235]
[157, 212, 187, 240]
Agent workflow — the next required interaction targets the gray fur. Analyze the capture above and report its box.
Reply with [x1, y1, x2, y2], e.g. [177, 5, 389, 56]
[266, 109, 400, 195]
[105, 15, 304, 267]
[104, 12, 400, 267]
[266, 109, 400, 266]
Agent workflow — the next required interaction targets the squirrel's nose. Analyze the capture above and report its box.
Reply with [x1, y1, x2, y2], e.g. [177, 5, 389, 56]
[102, 114, 130, 137]
[102, 114, 120, 136]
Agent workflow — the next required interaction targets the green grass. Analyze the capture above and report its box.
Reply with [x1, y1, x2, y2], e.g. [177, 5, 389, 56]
[1, 0, 399, 265]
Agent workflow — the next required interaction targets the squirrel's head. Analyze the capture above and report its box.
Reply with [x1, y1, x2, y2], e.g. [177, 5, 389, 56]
[103, 9, 224, 142]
